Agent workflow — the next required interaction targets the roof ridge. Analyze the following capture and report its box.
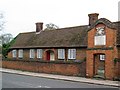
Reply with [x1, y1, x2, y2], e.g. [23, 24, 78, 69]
[19, 25, 88, 34]
[113, 21, 120, 24]
[19, 31, 35, 34]
[10, 24, 88, 48]
[88, 18, 116, 31]
[43, 25, 88, 32]
[56, 25, 88, 30]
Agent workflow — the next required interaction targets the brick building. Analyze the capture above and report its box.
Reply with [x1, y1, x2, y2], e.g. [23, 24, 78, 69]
[7, 13, 120, 80]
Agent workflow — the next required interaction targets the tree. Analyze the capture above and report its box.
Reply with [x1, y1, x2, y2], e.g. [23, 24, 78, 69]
[0, 12, 5, 58]
[0, 12, 5, 31]
[1, 33, 13, 58]
[44, 23, 59, 30]
[0, 12, 13, 58]
[0, 33, 13, 44]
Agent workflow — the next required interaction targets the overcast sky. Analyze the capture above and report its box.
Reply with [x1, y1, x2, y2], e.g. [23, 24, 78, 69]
[0, 0, 119, 37]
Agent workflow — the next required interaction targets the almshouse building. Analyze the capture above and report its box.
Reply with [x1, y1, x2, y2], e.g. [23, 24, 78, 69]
[7, 13, 120, 80]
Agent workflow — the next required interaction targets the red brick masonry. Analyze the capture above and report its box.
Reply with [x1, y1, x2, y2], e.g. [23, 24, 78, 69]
[114, 61, 120, 80]
[2, 60, 86, 77]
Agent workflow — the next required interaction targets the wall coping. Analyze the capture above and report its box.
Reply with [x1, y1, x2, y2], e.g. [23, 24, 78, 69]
[87, 47, 113, 50]
[2, 59, 86, 64]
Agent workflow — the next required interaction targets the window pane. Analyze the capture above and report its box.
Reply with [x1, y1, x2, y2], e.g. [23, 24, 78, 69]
[12, 50, 17, 58]
[58, 49, 60, 59]
[58, 49, 65, 59]
[100, 55, 105, 61]
[68, 49, 70, 59]
[37, 49, 42, 58]
[18, 49, 23, 58]
[68, 49, 76, 59]
[30, 49, 35, 58]
[62, 49, 65, 59]
[73, 49, 76, 59]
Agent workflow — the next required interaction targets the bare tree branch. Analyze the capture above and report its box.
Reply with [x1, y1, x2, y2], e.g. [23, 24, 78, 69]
[0, 33, 13, 44]
[0, 12, 5, 31]
[44, 23, 59, 30]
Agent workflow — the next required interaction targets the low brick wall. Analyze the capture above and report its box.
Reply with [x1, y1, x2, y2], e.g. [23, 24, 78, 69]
[2, 60, 86, 77]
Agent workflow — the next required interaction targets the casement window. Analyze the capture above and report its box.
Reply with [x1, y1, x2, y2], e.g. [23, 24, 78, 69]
[12, 50, 17, 58]
[18, 49, 23, 58]
[68, 49, 76, 59]
[100, 55, 105, 61]
[58, 49, 65, 59]
[37, 49, 42, 58]
[30, 49, 35, 58]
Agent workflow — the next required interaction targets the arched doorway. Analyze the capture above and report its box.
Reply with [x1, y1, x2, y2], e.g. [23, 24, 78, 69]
[46, 50, 55, 61]
[93, 54, 105, 78]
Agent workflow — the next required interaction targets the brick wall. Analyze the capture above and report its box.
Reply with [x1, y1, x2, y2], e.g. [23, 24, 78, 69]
[88, 24, 117, 48]
[117, 48, 120, 78]
[7, 48, 86, 61]
[117, 61, 120, 78]
[86, 23, 119, 80]
[43, 49, 58, 61]
[76, 48, 86, 60]
[118, 47, 120, 58]
[114, 60, 120, 80]
[2, 60, 86, 77]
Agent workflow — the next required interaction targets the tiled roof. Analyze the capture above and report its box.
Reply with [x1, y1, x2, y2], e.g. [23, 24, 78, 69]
[89, 18, 116, 30]
[114, 21, 120, 45]
[10, 25, 88, 48]
[10, 18, 120, 49]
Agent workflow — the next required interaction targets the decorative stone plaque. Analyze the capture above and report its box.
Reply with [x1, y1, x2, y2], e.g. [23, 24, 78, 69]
[94, 26, 106, 45]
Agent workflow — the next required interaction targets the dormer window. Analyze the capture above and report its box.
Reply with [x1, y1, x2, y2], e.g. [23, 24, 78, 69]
[94, 26, 106, 45]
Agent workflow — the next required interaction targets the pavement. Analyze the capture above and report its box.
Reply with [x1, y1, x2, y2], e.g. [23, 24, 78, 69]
[0, 68, 119, 87]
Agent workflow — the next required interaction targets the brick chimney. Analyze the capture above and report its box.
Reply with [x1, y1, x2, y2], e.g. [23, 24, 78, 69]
[36, 22, 43, 32]
[88, 13, 99, 26]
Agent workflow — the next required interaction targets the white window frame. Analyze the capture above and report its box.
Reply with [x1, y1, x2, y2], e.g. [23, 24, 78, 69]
[12, 50, 17, 58]
[68, 49, 76, 59]
[58, 49, 65, 59]
[18, 49, 23, 58]
[37, 49, 42, 59]
[30, 49, 35, 59]
[100, 55, 105, 61]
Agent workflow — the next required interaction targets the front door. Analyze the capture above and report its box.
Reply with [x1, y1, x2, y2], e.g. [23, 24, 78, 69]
[46, 51, 50, 61]
[94, 54, 105, 78]
[46, 50, 55, 61]
[50, 51, 55, 61]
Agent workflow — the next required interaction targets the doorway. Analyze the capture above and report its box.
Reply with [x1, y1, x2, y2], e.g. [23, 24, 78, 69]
[46, 50, 55, 61]
[93, 54, 105, 78]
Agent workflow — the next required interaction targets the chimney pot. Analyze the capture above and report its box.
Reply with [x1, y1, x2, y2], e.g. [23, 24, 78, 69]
[36, 22, 43, 32]
[88, 13, 99, 26]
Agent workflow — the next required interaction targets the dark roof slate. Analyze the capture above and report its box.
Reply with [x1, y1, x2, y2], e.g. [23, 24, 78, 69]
[11, 25, 88, 48]
[89, 18, 116, 30]
[10, 18, 120, 49]
[114, 21, 120, 45]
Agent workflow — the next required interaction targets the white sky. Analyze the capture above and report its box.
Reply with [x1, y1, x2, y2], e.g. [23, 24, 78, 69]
[0, 0, 119, 37]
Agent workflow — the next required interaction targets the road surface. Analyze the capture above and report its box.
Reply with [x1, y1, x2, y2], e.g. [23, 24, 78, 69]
[2, 72, 117, 88]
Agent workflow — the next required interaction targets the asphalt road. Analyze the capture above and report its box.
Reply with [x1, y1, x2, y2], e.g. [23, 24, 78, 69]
[2, 72, 117, 88]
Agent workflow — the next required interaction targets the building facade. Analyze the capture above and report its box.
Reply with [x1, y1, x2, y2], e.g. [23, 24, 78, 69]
[7, 13, 120, 80]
